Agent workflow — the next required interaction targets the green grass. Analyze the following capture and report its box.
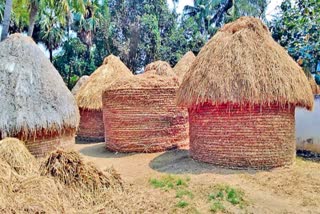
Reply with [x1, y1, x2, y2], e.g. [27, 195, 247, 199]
[208, 184, 246, 212]
[176, 189, 194, 199]
[210, 201, 225, 213]
[176, 200, 189, 208]
[149, 175, 189, 190]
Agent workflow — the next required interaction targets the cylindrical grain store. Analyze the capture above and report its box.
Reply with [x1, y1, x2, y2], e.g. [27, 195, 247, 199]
[76, 55, 133, 142]
[177, 17, 314, 169]
[0, 34, 80, 157]
[102, 71, 189, 153]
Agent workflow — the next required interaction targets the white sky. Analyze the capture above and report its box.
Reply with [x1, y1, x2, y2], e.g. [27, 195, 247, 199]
[167, 0, 285, 21]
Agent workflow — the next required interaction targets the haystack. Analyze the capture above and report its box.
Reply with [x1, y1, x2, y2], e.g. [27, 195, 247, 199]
[308, 76, 320, 95]
[102, 68, 188, 153]
[0, 34, 80, 157]
[71, 75, 89, 96]
[76, 55, 133, 142]
[177, 17, 314, 169]
[0, 138, 38, 176]
[40, 150, 123, 191]
[144, 60, 174, 76]
[173, 51, 196, 82]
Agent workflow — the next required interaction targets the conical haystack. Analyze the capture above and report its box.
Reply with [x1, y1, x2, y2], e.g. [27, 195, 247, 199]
[173, 51, 196, 82]
[102, 66, 188, 153]
[308, 76, 320, 95]
[71, 75, 90, 96]
[177, 17, 314, 169]
[0, 34, 80, 157]
[144, 60, 174, 76]
[76, 55, 133, 142]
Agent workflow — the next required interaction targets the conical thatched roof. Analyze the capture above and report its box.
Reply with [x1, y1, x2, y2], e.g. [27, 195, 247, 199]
[71, 75, 90, 96]
[76, 55, 133, 110]
[173, 51, 196, 81]
[107, 71, 179, 91]
[0, 34, 80, 138]
[177, 17, 314, 110]
[145, 61, 174, 77]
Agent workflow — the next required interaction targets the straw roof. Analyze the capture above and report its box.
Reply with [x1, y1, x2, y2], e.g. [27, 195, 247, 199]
[76, 55, 133, 110]
[173, 51, 196, 81]
[0, 34, 80, 138]
[106, 72, 179, 91]
[145, 60, 174, 76]
[71, 75, 89, 96]
[308, 76, 320, 95]
[177, 17, 314, 110]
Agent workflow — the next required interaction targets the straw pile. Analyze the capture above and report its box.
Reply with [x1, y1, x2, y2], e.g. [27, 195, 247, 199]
[0, 34, 80, 157]
[40, 149, 123, 191]
[173, 51, 196, 82]
[0, 138, 38, 176]
[75, 55, 133, 142]
[177, 17, 314, 169]
[71, 75, 90, 96]
[102, 68, 188, 153]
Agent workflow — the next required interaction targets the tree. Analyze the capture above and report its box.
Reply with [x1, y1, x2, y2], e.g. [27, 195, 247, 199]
[270, 0, 320, 73]
[1, 0, 13, 41]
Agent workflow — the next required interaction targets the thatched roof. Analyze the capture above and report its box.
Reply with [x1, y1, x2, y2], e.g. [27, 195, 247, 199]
[106, 71, 179, 91]
[76, 55, 133, 110]
[308, 77, 320, 95]
[173, 51, 196, 81]
[145, 61, 174, 76]
[71, 75, 90, 96]
[177, 17, 314, 110]
[0, 34, 80, 138]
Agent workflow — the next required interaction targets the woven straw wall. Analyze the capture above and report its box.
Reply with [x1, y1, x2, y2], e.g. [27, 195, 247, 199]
[77, 108, 105, 142]
[103, 88, 188, 153]
[189, 103, 295, 169]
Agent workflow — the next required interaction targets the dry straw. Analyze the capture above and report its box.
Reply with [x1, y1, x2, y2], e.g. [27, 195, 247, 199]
[145, 60, 174, 76]
[173, 51, 196, 82]
[177, 17, 314, 110]
[71, 75, 90, 96]
[0, 33, 80, 138]
[40, 149, 123, 192]
[76, 55, 133, 110]
[0, 138, 38, 176]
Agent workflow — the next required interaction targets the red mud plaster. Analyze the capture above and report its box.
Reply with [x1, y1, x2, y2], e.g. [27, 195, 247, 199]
[103, 88, 189, 153]
[189, 103, 296, 169]
[77, 108, 105, 142]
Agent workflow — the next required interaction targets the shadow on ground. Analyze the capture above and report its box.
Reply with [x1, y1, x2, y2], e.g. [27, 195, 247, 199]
[78, 143, 135, 159]
[149, 149, 259, 175]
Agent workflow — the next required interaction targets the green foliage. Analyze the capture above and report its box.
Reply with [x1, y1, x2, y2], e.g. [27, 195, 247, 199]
[270, 0, 320, 73]
[149, 175, 189, 190]
[176, 189, 194, 199]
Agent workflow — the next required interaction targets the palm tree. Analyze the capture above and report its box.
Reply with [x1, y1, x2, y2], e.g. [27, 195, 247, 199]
[1, 0, 13, 41]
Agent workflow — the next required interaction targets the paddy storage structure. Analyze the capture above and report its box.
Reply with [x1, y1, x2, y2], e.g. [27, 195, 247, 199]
[102, 66, 189, 153]
[76, 55, 133, 142]
[71, 75, 89, 96]
[177, 17, 314, 169]
[0, 34, 80, 157]
[173, 51, 196, 82]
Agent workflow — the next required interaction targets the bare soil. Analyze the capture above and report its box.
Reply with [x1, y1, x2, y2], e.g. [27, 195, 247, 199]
[74, 143, 320, 214]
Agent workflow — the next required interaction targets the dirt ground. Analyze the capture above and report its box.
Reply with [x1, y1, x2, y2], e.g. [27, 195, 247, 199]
[74, 142, 320, 214]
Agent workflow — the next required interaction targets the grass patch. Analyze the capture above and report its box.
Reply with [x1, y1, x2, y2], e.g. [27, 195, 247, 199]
[208, 184, 246, 212]
[176, 189, 194, 199]
[149, 175, 189, 190]
[176, 200, 189, 208]
[210, 201, 225, 213]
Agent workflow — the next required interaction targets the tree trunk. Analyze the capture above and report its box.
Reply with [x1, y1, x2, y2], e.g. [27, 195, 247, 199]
[27, 2, 38, 37]
[49, 48, 53, 62]
[1, 0, 13, 41]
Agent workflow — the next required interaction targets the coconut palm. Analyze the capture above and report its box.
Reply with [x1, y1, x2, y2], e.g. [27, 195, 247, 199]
[1, 0, 13, 41]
